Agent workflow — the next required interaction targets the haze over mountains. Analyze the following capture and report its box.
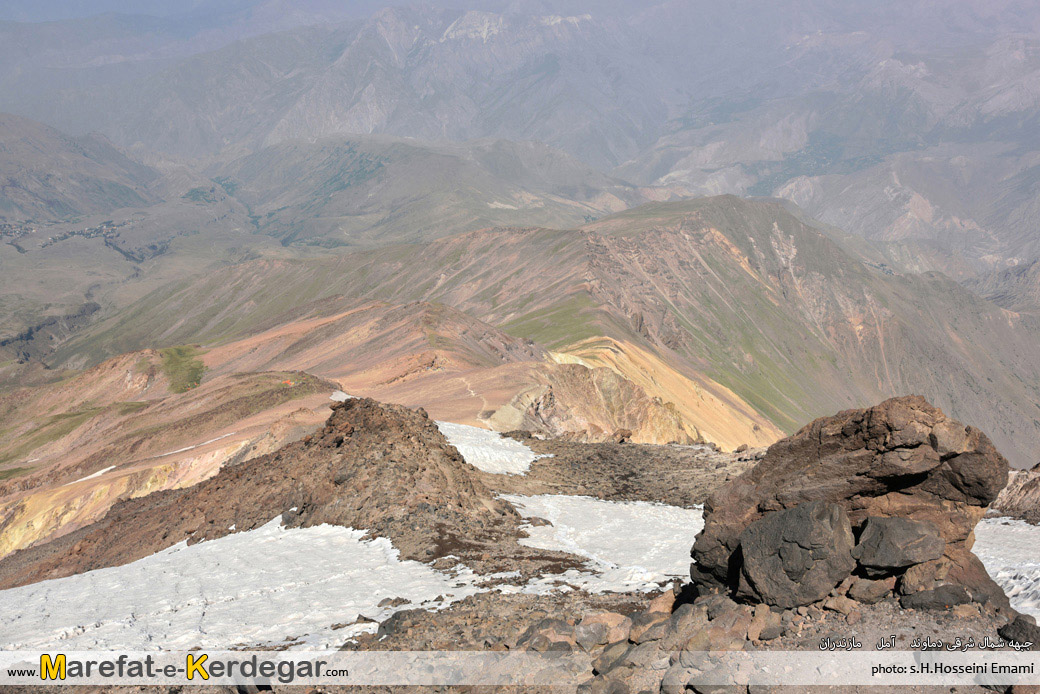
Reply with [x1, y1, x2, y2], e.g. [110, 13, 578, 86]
[3, 0, 1040, 505]
[5, 1, 1040, 272]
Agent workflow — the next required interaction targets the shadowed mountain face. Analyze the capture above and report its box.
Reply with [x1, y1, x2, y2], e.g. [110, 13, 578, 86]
[965, 260, 1040, 314]
[50, 196, 1040, 467]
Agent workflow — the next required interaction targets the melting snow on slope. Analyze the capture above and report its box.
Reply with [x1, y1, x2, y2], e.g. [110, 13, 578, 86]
[436, 422, 546, 475]
[0, 518, 482, 651]
[67, 465, 115, 485]
[10, 494, 1033, 652]
[502, 494, 703, 593]
[974, 517, 1040, 620]
[0, 496, 704, 650]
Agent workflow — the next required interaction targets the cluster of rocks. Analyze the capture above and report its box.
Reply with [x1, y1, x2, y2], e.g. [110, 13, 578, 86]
[569, 397, 1037, 694]
[488, 434, 759, 510]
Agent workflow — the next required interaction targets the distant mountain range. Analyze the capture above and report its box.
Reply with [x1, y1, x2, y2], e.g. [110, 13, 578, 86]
[210, 134, 676, 246]
[0, 113, 677, 351]
[4, 1, 1040, 281]
[0, 113, 158, 221]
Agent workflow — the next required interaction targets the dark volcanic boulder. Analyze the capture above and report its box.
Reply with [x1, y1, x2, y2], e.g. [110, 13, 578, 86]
[691, 396, 1010, 607]
[852, 517, 945, 576]
[899, 585, 971, 611]
[736, 501, 855, 608]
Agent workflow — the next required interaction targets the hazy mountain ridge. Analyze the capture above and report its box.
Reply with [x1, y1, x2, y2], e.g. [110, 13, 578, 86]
[0, 113, 159, 222]
[965, 259, 1040, 314]
[47, 196, 1040, 467]
[0, 114, 674, 357]
[5, 1, 1037, 283]
[211, 134, 677, 246]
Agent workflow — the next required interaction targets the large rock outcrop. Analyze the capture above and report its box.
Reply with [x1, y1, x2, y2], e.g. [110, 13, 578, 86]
[0, 398, 532, 590]
[691, 395, 1010, 609]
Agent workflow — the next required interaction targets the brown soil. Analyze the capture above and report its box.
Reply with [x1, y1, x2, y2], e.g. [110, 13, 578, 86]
[484, 434, 762, 508]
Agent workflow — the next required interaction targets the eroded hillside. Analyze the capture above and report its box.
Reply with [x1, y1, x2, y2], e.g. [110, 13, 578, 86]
[47, 196, 1040, 466]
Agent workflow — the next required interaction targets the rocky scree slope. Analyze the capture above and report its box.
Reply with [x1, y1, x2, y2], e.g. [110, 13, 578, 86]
[0, 398, 574, 590]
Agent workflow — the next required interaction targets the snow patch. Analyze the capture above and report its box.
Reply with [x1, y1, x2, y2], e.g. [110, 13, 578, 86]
[0, 518, 482, 651]
[441, 11, 503, 43]
[330, 390, 354, 402]
[0, 496, 706, 650]
[147, 432, 236, 460]
[503, 494, 703, 592]
[67, 465, 115, 485]
[540, 14, 591, 27]
[13, 497, 1035, 651]
[974, 517, 1040, 620]
[436, 421, 545, 475]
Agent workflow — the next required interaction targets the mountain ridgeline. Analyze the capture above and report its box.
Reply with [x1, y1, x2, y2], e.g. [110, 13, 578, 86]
[50, 196, 1040, 467]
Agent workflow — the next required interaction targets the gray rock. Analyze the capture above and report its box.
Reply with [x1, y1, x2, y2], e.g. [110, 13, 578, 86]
[899, 585, 971, 610]
[758, 617, 783, 641]
[847, 577, 895, 604]
[592, 641, 630, 675]
[700, 594, 740, 620]
[575, 621, 610, 652]
[628, 612, 669, 644]
[852, 517, 945, 576]
[747, 604, 782, 641]
[618, 641, 664, 669]
[584, 678, 631, 694]
[689, 684, 750, 694]
[736, 501, 856, 608]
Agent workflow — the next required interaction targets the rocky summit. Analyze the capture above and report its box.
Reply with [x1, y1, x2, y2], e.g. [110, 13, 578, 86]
[691, 395, 1010, 610]
[0, 398, 544, 590]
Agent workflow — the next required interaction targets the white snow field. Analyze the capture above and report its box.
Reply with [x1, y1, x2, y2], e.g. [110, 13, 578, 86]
[4, 494, 1035, 652]
[974, 517, 1040, 619]
[502, 494, 704, 593]
[436, 421, 545, 475]
[0, 496, 702, 650]
[0, 518, 484, 651]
